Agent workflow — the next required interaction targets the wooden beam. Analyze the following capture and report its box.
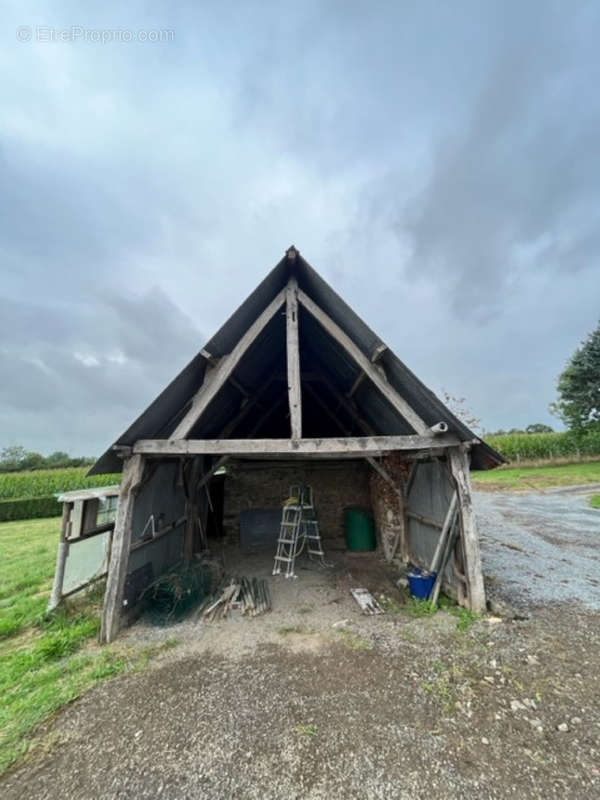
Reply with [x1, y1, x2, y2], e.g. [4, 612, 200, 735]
[171, 289, 286, 438]
[286, 277, 302, 438]
[297, 289, 428, 434]
[429, 492, 458, 573]
[133, 433, 460, 458]
[314, 370, 377, 435]
[197, 394, 287, 489]
[449, 446, 486, 613]
[100, 454, 145, 643]
[47, 502, 72, 612]
[201, 349, 250, 397]
[406, 509, 444, 530]
[183, 457, 203, 562]
[348, 342, 387, 398]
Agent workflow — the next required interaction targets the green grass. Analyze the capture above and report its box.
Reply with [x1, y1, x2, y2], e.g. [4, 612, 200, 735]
[0, 516, 164, 774]
[472, 460, 600, 491]
[590, 494, 600, 509]
[294, 723, 318, 737]
[0, 518, 60, 639]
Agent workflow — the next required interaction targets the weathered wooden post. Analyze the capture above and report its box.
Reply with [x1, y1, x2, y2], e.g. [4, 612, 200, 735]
[449, 446, 486, 613]
[100, 454, 145, 643]
[47, 501, 72, 612]
[183, 456, 203, 563]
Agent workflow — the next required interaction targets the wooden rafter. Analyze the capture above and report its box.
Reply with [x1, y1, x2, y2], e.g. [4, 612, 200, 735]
[297, 289, 428, 434]
[348, 342, 387, 398]
[170, 288, 286, 439]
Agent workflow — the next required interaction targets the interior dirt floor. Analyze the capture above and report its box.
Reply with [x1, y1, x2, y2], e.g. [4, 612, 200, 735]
[3, 533, 600, 799]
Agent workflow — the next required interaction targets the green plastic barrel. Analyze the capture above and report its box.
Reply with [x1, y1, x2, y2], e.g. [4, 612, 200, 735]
[344, 507, 376, 551]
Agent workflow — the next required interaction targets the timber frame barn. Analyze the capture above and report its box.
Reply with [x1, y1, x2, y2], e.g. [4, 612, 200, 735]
[86, 246, 503, 642]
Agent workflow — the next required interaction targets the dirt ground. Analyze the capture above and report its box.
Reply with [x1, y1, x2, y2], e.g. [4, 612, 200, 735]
[2, 495, 600, 799]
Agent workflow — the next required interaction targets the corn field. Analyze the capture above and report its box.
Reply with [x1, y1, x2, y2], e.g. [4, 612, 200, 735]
[0, 467, 120, 501]
[486, 431, 600, 463]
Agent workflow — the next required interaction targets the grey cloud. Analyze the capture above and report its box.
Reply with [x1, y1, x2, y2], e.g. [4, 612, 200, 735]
[1, 0, 599, 452]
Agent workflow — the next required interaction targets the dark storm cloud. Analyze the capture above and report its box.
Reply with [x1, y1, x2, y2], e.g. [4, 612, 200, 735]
[1, 0, 599, 454]
[401, 5, 600, 317]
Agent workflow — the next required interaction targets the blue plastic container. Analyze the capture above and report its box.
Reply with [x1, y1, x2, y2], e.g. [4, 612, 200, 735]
[407, 567, 436, 599]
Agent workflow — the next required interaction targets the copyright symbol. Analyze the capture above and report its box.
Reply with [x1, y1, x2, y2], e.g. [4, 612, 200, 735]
[16, 26, 32, 42]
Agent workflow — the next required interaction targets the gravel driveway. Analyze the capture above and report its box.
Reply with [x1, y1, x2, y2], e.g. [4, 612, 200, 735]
[476, 488, 600, 610]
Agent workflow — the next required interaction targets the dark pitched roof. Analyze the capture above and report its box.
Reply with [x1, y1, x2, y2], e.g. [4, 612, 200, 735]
[90, 248, 503, 474]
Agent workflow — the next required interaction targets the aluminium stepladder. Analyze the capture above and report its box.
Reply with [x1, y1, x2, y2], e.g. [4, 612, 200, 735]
[272, 484, 328, 578]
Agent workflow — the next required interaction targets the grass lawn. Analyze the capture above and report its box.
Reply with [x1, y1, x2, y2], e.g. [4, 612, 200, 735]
[0, 517, 169, 775]
[590, 494, 600, 509]
[472, 460, 600, 491]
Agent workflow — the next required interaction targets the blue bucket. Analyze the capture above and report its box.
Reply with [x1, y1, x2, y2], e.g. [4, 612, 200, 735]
[407, 567, 436, 599]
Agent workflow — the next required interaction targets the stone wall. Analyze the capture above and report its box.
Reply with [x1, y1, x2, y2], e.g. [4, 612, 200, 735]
[222, 459, 371, 547]
[368, 454, 411, 562]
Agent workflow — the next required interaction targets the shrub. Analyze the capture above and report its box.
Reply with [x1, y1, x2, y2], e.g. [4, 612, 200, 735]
[0, 496, 62, 522]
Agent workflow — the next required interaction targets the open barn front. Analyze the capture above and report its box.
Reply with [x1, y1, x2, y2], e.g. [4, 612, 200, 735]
[81, 247, 503, 643]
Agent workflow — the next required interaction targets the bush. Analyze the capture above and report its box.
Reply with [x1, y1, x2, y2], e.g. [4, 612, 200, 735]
[486, 430, 600, 462]
[0, 496, 62, 522]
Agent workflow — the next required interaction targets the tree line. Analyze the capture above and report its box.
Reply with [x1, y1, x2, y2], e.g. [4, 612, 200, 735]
[0, 446, 94, 473]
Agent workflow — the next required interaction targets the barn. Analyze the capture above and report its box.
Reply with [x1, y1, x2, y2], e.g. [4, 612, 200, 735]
[53, 247, 503, 642]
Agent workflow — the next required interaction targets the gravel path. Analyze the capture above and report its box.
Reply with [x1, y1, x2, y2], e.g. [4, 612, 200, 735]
[476, 488, 600, 610]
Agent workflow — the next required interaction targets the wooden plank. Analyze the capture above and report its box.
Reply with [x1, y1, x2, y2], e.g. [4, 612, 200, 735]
[429, 492, 458, 573]
[100, 454, 145, 644]
[171, 289, 286, 438]
[47, 502, 72, 612]
[406, 509, 444, 530]
[286, 277, 302, 438]
[134, 433, 460, 457]
[297, 289, 428, 434]
[449, 446, 486, 613]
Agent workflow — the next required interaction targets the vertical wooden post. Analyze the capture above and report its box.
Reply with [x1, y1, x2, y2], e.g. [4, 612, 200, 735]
[449, 446, 486, 613]
[100, 454, 145, 644]
[183, 457, 202, 563]
[398, 485, 409, 563]
[47, 502, 72, 612]
[286, 277, 302, 439]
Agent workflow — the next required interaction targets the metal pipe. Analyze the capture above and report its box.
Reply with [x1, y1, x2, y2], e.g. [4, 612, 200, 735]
[430, 422, 449, 435]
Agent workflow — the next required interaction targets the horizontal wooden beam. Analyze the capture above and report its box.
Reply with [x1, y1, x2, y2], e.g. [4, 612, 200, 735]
[133, 434, 460, 458]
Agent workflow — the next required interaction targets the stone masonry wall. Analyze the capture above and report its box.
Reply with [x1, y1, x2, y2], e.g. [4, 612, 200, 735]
[222, 459, 371, 548]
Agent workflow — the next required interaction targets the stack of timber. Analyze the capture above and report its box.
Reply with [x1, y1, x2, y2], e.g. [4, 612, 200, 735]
[199, 576, 272, 621]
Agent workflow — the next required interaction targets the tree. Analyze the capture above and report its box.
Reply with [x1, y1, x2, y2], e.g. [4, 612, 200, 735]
[525, 423, 554, 434]
[0, 445, 28, 471]
[46, 451, 71, 467]
[440, 390, 482, 433]
[551, 321, 600, 432]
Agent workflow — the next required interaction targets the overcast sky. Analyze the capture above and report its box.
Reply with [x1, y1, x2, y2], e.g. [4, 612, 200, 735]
[1, 0, 599, 456]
